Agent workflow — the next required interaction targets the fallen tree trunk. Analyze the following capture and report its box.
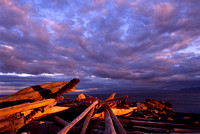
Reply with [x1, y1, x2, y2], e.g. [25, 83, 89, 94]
[58, 101, 98, 134]
[118, 118, 186, 129]
[14, 81, 69, 95]
[22, 106, 70, 121]
[174, 128, 200, 133]
[104, 109, 116, 134]
[0, 99, 56, 117]
[81, 107, 95, 134]
[54, 116, 77, 132]
[106, 106, 126, 134]
[0, 78, 79, 104]
[132, 125, 171, 133]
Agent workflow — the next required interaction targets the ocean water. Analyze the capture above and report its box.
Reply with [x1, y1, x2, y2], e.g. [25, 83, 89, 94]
[64, 90, 200, 114]
[1, 90, 199, 114]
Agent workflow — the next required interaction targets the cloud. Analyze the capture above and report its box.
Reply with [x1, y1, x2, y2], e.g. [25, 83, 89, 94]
[0, 0, 200, 93]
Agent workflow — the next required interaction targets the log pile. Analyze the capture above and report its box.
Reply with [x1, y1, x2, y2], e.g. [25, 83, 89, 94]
[0, 79, 200, 134]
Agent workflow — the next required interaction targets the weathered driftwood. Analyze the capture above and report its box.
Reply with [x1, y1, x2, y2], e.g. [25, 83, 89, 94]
[14, 81, 69, 95]
[132, 125, 171, 133]
[0, 78, 79, 104]
[104, 109, 116, 134]
[54, 116, 77, 132]
[60, 102, 89, 107]
[58, 101, 98, 134]
[106, 92, 116, 101]
[106, 106, 126, 134]
[94, 92, 116, 117]
[174, 128, 200, 133]
[58, 98, 98, 106]
[6, 104, 70, 132]
[93, 107, 136, 119]
[81, 107, 95, 134]
[0, 99, 56, 117]
[99, 96, 128, 105]
[84, 93, 95, 98]
[54, 116, 70, 126]
[118, 118, 186, 128]
[0, 114, 24, 132]
[23, 106, 70, 120]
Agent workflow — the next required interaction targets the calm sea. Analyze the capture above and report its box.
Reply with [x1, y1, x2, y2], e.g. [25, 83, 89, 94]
[1, 90, 199, 114]
[64, 90, 200, 114]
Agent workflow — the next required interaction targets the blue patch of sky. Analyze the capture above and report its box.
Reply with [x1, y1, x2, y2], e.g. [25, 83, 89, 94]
[11, 27, 24, 37]
[179, 36, 200, 54]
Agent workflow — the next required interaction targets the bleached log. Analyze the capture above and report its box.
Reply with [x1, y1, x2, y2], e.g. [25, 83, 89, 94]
[0, 99, 56, 117]
[81, 107, 95, 134]
[58, 101, 98, 134]
[0, 78, 79, 104]
[118, 118, 186, 128]
[104, 109, 116, 134]
[54, 116, 77, 132]
[54, 116, 70, 126]
[107, 106, 126, 134]
[132, 125, 170, 133]
[174, 128, 200, 133]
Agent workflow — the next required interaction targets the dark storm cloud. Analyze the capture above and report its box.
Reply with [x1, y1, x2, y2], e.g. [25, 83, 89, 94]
[0, 0, 200, 94]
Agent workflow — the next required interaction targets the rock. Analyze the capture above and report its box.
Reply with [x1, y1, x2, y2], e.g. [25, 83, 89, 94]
[137, 102, 147, 110]
[167, 117, 174, 121]
[76, 93, 86, 100]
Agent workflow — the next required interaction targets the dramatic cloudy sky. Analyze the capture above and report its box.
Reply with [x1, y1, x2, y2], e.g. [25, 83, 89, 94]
[0, 0, 200, 94]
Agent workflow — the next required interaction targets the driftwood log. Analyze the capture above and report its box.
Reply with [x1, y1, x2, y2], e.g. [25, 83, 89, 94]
[54, 116, 77, 132]
[58, 101, 98, 134]
[0, 78, 80, 104]
[104, 109, 116, 134]
[106, 106, 126, 134]
[81, 107, 95, 134]
[0, 99, 56, 117]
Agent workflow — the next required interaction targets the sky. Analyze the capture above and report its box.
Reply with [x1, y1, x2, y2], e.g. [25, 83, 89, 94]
[0, 0, 200, 95]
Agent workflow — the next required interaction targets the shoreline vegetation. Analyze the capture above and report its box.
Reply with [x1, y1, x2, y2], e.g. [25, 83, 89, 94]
[0, 79, 200, 133]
